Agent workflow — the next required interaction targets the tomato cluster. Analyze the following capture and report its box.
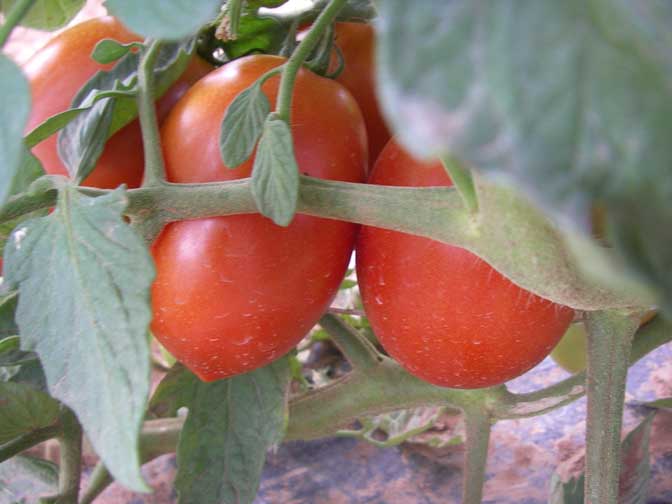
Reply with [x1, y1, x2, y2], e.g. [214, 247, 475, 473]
[26, 18, 574, 389]
[24, 16, 211, 188]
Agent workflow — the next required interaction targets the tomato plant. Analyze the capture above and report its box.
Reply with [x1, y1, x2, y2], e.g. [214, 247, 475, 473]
[24, 16, 211, 189]
[356, 139, 575, 388]
[151, 54, 366, 381]
[1, 1, 671, 504]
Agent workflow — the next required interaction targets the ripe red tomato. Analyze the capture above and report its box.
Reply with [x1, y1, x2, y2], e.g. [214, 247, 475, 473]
[356, 140, 575, 388]
[151, 55, 367, 381]
[329, 23, 390, 167]
[23, 16, 211, 189]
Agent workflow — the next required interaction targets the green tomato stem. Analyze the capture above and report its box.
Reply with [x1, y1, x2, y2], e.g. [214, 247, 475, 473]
[440, 155, 479, 215]
[318, 313, 382, 370]
[0, 175, 655, 310]
[275, 0, 348, 122]
[285, 358, 504, 441]
[0, 0, 36, 47]
[137, 39, 167, 187]
[226, 0, 244, 39]
[78, 462, 112, 504]
[462, 407, 492, 504]
[0, 425, 61, 462]
[55, 409, 83, 504]
[584, 310, 640, 504]
[495, 315, 671, 420]
[78, 417, 182, 503]
[127, 317, 670, 484]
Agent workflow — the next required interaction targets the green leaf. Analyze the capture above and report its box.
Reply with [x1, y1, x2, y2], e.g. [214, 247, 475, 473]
[619, 414, 654, 504]
[0, 0, 84, 30]
[10, 147, 45, 197]
[0, 155, 49, 257]
[251, 115, 299, 226]
[0, 333, 37, 368]
[7, 361, 48, 393]
[0, 55, 30, 207]
[57, 39, 193, 183]
[376, 0, 672, 313]
[92, 39, 143, 65]
[549, 473, 585, 504]
[346, 407, 452, 448]
[3, 187, 154, 492]
[0, 455, 58, 501]
[642, 397, 672, 410]
[106, 0, 220, 40]
[220, 81, 271, 168]
[0, 340, 36, 369]
[0, 381, 59, 446]
[57, 92, 115, 184]
[220, 13, 286, 60]
[0, 293, 19, 341]
[25, 88, 138, 150]
[148, 364, 198, 419]
[175, 358, 291, 504]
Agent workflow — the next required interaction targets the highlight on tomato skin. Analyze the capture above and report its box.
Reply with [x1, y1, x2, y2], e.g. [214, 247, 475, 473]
[300, 22, 391, 169]
[151, 54, 367, 382]
[331, 22, 391, 167]
[23, 16, 212, 190]
[356, 139, 575, 389]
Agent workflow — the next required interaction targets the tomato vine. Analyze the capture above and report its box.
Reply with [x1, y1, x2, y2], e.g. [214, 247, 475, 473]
[0, 1, 671, 503]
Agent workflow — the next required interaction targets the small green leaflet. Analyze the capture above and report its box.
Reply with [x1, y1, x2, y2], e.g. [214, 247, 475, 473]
[549, 473, 585, 504]
[0, 381, 59, 446]
[25, 88, 137, 149]
[92, 39, 143, 65]
[0, 55, 31, 207]
[220, 81, 271, 168]
[106, 0, 220, 40]
[57, 90, 116, 184]
[0, 335, 37, 367]
[252, 114, 299, 226]
[642, 397, 672, 410]
[0, 455, 58, 501]
[172, 359, 291, 504]
[56, 39, 193, 184]
[148, 363, 198, 419]
[220, 13, 287, 60]
[0, 0, 84, 30]
[3, 187, 154, 492]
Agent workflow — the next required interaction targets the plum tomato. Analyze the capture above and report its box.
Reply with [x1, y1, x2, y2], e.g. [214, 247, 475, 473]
[356, 139, 575, 389]
[151, 54, 367, 381]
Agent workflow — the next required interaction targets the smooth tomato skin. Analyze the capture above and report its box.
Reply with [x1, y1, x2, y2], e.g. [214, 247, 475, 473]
[152, 55, 367, 381]
[356, 140, 575, 388]
[331, 22, 390, 167]
[24, 16, 211, 189]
